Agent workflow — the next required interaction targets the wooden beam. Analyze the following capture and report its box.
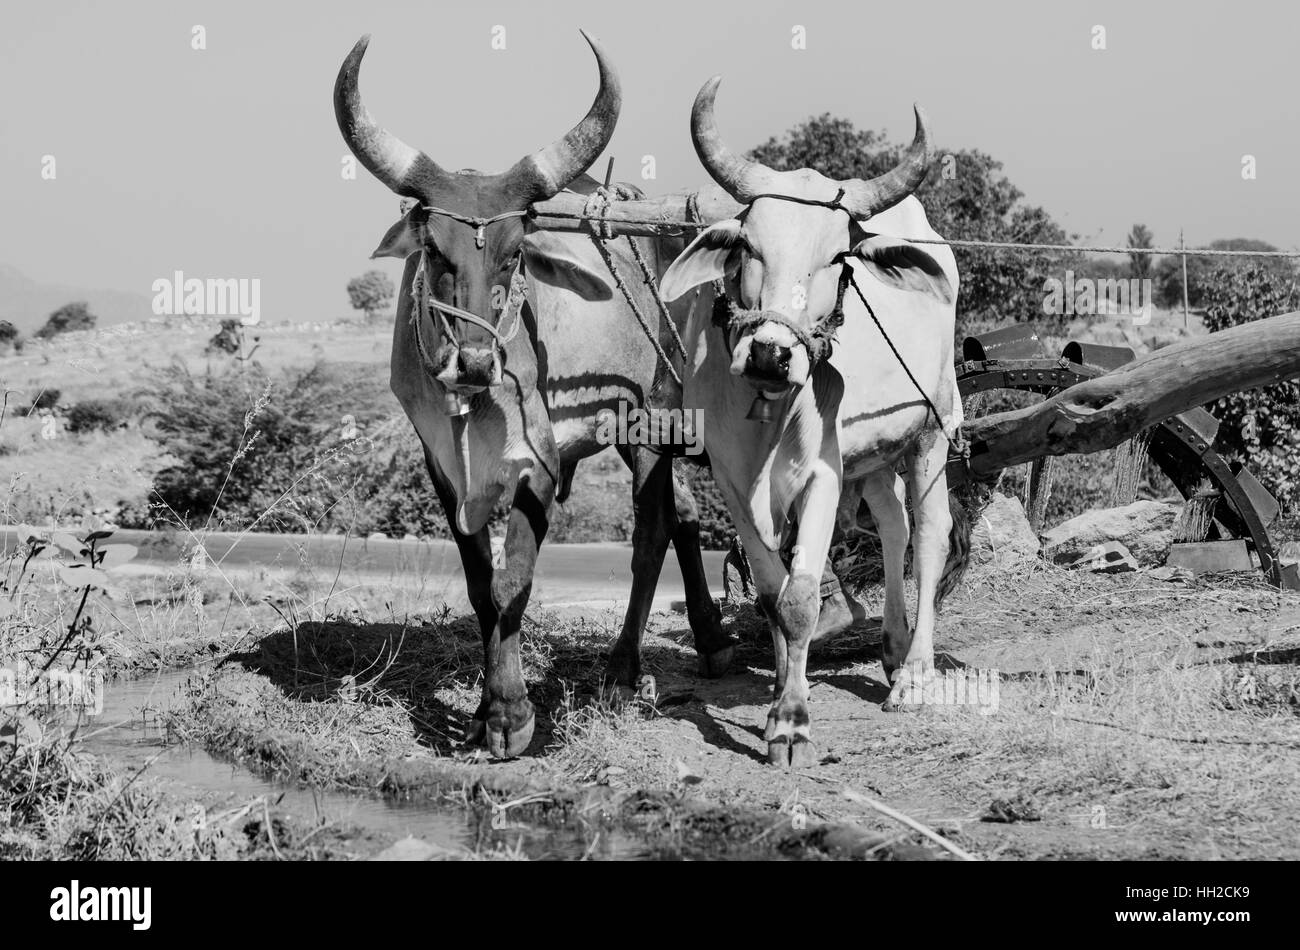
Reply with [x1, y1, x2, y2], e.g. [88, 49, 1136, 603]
[529, 184, 743, 237]
[964, 310, 1300, 476]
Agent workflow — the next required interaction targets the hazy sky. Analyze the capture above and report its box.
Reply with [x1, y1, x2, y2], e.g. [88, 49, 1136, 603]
[2, 0, 1297, 322]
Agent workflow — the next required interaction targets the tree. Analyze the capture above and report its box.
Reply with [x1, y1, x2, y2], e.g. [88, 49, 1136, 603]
[0, 320, 20, 351]
[1198, 262, 1300, 507]
[748, 114, 1078, 328]
[35, 301, 97, 339]
[1126, 224, 1154, 281]
[346, 270, 395, 321]
[1153, 238, 1298, 310]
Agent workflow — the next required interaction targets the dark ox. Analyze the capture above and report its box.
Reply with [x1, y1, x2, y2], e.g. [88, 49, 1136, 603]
[335, 32, 735, 758]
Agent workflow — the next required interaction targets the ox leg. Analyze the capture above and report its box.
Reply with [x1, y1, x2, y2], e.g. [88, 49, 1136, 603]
[728, 527, 788, 709]
[860, 470, 911, 684]
[766, 464, 841, 768]
[884, 431, 952, 712]
[426, 461, 498, 745]
[479, 468, 555, 756]
[605, 446, 674, 688]
[668, 465, 734, 677]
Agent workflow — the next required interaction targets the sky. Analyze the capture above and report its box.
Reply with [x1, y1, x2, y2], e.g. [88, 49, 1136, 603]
[2, 0, 1298, 323]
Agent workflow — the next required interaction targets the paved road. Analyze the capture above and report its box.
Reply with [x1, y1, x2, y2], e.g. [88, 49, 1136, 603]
[1, 527, 728, 610]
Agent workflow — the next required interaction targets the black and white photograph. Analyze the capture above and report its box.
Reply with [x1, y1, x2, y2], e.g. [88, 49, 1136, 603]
[0, 0, 1295, 911]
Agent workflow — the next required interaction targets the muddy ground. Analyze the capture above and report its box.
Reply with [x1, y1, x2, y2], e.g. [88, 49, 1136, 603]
[166, 553, 1300, 861]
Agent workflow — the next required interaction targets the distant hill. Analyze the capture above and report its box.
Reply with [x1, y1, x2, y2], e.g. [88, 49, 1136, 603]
[0, 262, 152, 334]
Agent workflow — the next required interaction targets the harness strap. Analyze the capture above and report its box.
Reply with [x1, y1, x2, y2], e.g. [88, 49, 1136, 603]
[422, 206, 530, 249]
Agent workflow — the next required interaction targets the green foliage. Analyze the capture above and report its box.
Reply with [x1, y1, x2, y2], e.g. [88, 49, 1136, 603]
[1126, 224, 1154, 281]
[675, 461, 734, 550]
[1152, 239, 1297, 310]
[747, 114, 1078, 330]
[127, 361, 509, 538]
[29, 389, 60, 412]
[1199, 262, 1300, 508]
[0, 321, 20, 348]
[35, 301, 96, 339]
[346, 270, 396, 321]
[66, 399, 130, 434]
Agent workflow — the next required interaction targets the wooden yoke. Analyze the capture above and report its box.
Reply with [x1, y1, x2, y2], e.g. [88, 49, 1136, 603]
[530, 184, 744, 236]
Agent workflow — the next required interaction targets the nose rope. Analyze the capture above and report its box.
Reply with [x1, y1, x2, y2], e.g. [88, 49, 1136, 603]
[841, 267, 969, 459]
[408, 248, 528, 380]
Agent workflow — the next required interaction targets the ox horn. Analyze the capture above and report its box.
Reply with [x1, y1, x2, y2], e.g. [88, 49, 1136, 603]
[690, 76, 779, 203]
[504, 30, 622, 201]
[839, 104, 935, 219]
[334, 35, 451, 198]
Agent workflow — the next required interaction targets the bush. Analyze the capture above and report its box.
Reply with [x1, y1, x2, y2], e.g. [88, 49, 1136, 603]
[28, 389, 60, 412]
[0, 321, 20, 351]
[1198, 262, 1300, 508]
[128, 361, 508, 538]
[675, 460, 735, 550]
[66, 399, 130, 434]
[35, 302, 96, 339]
[1153, 239, 1298, 310]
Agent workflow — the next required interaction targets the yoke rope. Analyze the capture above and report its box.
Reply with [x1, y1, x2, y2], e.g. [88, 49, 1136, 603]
[582, 190, 683, 387]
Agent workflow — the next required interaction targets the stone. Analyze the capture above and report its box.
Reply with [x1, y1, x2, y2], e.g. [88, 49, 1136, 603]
[1278, 541, 1300, 567]
[969, 493, 1040, 566]
[1040, 500, 1178, 567]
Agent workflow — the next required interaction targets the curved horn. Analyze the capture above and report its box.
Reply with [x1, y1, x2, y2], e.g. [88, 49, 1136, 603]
[839, 104, 934, 219]
[334, 35, 450, 198]
[690, 76, 778, 203]
[506, 30, 622, 201]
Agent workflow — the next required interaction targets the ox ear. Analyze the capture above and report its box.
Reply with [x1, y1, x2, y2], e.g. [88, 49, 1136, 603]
[659, 220, 743, 302]
[370, 215, 423, 260]
[849, 234, 954, 305]
[521, 232, 614, 302]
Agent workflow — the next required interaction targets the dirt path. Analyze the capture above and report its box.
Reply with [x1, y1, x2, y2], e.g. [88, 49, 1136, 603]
[171, 559, 1300, 860]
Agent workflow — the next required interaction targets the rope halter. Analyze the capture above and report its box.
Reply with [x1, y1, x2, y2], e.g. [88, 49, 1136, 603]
[712, 188, 854, 368]
[408, 205, 531, 412]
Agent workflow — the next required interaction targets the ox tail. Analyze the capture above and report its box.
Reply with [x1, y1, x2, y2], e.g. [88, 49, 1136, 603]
[936, 477, 996, 607]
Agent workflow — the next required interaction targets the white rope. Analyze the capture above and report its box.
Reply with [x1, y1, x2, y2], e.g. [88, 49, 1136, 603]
[534, 209, 1300, 258]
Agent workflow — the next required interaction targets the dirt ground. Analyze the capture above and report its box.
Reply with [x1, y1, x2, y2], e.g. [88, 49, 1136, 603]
[170, 552, 1300, 860]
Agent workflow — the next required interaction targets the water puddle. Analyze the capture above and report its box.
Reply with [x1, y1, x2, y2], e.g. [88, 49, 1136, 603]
[65, 670, 648, 859]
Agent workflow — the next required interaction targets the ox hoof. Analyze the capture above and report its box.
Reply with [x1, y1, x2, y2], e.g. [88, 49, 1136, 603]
[697, 643, 735, 679]
[603, 647, 640, 690]
[484, 699, 536, 759]
[766, 736, 817, 768]
[882, 663, 938, 713]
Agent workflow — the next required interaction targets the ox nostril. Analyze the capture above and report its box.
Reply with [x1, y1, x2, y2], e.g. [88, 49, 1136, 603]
[747, 341, 791, 379]
[454, 347, 499, 387]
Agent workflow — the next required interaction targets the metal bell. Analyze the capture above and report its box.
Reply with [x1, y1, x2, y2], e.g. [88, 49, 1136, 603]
[746, 394, 778, 423]
[441, 389, 472, 417]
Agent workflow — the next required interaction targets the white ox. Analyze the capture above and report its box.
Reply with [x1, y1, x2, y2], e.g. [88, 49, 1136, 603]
[660, 78, 970, 767]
